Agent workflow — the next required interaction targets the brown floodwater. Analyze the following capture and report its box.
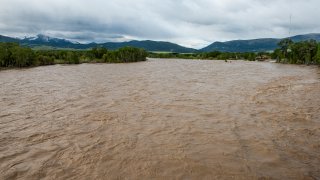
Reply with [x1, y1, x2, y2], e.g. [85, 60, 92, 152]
[0, 58, 320, 179]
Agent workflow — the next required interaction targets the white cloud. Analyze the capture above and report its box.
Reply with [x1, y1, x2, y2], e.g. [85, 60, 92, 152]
[0, 0, 319, 48]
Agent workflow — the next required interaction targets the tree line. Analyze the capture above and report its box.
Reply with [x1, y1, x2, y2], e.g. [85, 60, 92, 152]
[149, 39, 320, 65]
[0, 43, 147, 68]
[274, 39, 320, 65]
[1, 39, 320, 68]
[148, 51, 269, 61]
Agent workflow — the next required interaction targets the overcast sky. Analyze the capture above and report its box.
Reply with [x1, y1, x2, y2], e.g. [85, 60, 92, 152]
[0, 0, 319, 48]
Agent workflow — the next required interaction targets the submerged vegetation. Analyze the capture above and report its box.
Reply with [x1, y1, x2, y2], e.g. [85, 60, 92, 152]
[0, 43, 147, 68]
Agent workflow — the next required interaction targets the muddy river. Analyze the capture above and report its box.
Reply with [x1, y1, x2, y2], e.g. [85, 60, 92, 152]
[0, 59, 319, 179]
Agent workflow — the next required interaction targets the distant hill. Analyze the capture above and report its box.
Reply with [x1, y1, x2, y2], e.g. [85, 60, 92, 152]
[19, 34, 79, 48]
[1, 33, 320, 53]
[0, 34, 197, 53]
[201, 33, 320, 52]
[0, 35, 20, 43]
[101, 40, 196, 53]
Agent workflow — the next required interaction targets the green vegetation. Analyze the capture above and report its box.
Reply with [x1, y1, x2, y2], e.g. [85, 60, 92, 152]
[148, 51, 268, 61]
[274, 38, 320, 65]
[104, 47, 147, 63]
[0, 43, 147, 68]
[1, 39, 319, 69]
[0, 43, 35, 67]
[149, 39, 320, 65]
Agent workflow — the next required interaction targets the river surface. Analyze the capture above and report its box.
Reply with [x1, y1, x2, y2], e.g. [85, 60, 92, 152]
[0, 58, 320, 179]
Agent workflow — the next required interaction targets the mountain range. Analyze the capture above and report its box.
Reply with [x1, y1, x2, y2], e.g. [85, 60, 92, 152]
[1, 33, 320, 53]
[202, 34, 320, 52]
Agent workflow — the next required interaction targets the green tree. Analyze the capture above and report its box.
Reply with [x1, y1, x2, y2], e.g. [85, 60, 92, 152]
[313, 43, 320, 64]
[248, 53, 256, 61]
[102, 47, 147, 63]
[0, 43, 8, 67]
[0, 43, 19, 67]
[65, 52, 80, 64]
[278, 38, 293, 62]
[291, 40, 317, 64]
[12, 46, 35, 67]
[91, 47, 108, 59]
[103, 51, 120, 63]
[36, 55, 54, 65]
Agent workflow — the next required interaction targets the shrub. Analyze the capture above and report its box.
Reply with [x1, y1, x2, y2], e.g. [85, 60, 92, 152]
[65, 52, 80, 64]
[36, 55, 55, 65]
[103, 47, 147, 63]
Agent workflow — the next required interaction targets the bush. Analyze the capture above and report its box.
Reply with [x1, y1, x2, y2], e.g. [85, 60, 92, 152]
[103, 47, 147, 63]
[36, 55, 55, 65]
[0, 42, 35, 67]
[0, 43, 148, 68]
[65, 52, 80, 64]
[314, 44, 320, 64]
[91, 47, 108, 59]
[103, 51, 120, 63]
[274, 39, 319, 65]
[10, 46, 35, 67]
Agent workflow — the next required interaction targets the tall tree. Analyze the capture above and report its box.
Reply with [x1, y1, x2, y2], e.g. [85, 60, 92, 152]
[277, 38, 293, 62]
[313, 43, 320, 64]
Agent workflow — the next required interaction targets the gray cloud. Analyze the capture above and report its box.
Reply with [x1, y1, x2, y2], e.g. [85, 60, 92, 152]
[0, 0, 319, 48]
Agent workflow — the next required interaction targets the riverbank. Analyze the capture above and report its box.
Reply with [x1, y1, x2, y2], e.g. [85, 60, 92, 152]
[0, 43, 147, 68]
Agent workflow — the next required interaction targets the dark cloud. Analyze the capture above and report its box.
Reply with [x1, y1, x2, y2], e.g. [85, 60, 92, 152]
[0, 0, 319, 48]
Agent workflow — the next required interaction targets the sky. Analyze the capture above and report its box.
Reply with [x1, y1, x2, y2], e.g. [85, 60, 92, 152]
[0, 0, 319, 48]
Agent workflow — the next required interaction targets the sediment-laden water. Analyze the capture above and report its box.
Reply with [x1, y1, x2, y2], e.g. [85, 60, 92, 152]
[0, 59, 319, 179]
